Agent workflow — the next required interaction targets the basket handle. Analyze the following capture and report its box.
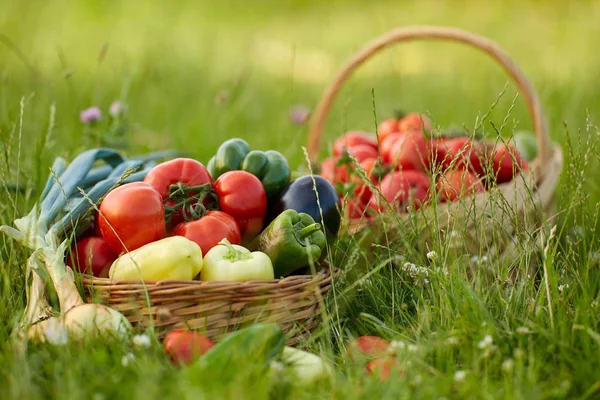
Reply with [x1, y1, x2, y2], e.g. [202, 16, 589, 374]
[307, 25, 551, 168]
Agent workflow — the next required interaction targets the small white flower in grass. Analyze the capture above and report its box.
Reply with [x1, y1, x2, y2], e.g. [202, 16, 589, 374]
[453, 370, 466, 382]
[388, 340, 406, 355]
[401, 262, 430, 285]
[558, 284, 569, 293]
[447, 337, 459, 346]
[516, 326, 530, 335]
[502, 358, 515, 373]
[592, 300, 599, 309]
[483, 345, 497, 358]
[132, 334, 151, 349]
[121, 352, 136, 367]
[426, 251, 438, 261]
[513, 348, 525, 359]
[478, 335, 493, 349]
[408, 344, 419, 353]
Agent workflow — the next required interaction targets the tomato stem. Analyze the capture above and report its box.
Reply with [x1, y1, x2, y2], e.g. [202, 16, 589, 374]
[164, 183, 219, 224]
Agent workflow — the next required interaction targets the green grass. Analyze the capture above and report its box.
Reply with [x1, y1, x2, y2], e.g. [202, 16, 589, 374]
[2, 0, 600, 398]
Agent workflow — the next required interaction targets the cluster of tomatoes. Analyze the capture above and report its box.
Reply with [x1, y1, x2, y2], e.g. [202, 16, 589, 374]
[69, 158, 266, 277]
[320, 112, 529, 219]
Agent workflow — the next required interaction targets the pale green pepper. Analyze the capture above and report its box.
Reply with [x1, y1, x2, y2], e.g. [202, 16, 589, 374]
[200, 238, 274, 282]
[109, 236, 203, 281]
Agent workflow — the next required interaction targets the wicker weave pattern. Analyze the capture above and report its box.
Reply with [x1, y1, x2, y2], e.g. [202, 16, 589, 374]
[82, 267, 339, 343]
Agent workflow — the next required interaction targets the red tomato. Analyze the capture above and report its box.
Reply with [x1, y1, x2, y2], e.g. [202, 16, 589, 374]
[348, 336, 391, 360]
[442, 138, 486, 176]
[350, 157, 381, 185]
[427, 137, 449, 171]
[397, 112, 432, 134]
[365, 358, 402, 382]
[163, 330, 215, 366]
[371, 170, 431, 212]
[214, 171, 267, 240]
[333, 131, 378, 157]
[382, 130, 429, 171]
[320, 158, 336, 184]
[68, 236, 117, 278]
[320, 157, 349, 185]
[144, 158, 213, 227]
[172, 211, 241, 256]
[377, 119, 400, 141]
[437, 169, 484, 202]
[98, 182, 166, 255]
[344, 196, 373, 219]
[346, 144, 379, 163]
[491, 143, 528, 183]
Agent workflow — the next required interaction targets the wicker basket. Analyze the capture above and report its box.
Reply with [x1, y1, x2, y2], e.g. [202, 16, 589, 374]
[306, 26, 563, 266]
[80, 267, 339, 344]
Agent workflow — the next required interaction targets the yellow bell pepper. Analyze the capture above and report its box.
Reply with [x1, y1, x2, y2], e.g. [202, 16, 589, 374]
[109, 236, 203, 281]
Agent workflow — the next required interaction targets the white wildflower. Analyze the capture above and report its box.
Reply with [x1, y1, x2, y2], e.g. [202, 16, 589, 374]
[447, 337, 459, 346]
[483, 345, 497, 358]
[426, 251, 438, 261]
[121, 352, 136, 367]
[408, 344, 419, 353]
[558, 284, 569, 293]
[388, 340, 406, 355]
[516, 326, 530, 335]
[513, 348, 525, 359]
[592, 300, 599, 309]
[453, 370, 467, 382]
[401, 262, 430, 285]
[132, 334, 151, 349]
[478, 335, 493, 349]
[502, 358, 515, 373]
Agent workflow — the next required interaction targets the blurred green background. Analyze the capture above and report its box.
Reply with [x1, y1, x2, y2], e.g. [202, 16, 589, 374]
[1, 0, 599, 190]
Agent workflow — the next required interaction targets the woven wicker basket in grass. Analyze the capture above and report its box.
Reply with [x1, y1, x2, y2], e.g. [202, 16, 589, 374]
[306, 26, 563, 268]
[81, 266, 338, 344]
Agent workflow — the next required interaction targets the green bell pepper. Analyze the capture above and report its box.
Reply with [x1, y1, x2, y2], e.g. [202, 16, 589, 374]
[242, 150, 290, 200]
[207, 138, 251, 180]
[249, 209, 326, 278]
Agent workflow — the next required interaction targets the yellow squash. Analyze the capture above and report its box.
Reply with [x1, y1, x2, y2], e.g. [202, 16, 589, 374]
[109, 236, 203, 281]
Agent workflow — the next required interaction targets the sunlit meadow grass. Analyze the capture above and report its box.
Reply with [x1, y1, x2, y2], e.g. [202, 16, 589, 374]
[1, 0, 600, 399]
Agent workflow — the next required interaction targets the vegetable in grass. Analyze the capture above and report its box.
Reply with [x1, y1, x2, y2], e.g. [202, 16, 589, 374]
[276, 346, 333, 387]
[200, 238, 274, 282]
[187, 323, 285, 382]
[1, 147, 178, 343]
[109, 236, 204, 281]
[249, 210, 326, 278]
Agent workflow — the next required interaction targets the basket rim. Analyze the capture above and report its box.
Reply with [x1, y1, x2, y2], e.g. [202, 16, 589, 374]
[79, 265, 341, 288]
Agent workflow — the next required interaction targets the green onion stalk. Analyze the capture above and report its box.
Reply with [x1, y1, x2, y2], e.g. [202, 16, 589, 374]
[1, 148, 179, 345]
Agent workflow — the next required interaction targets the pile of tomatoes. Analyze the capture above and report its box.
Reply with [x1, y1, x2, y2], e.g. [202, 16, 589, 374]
[69, 158, 267, 277]
[320, 112, 530, 219]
